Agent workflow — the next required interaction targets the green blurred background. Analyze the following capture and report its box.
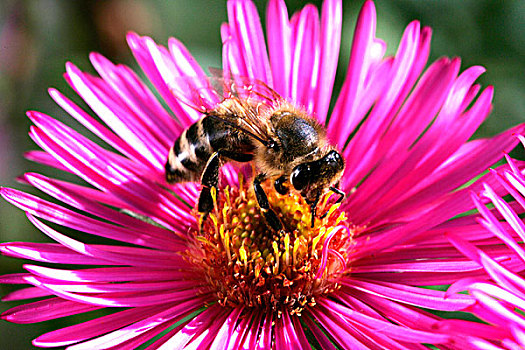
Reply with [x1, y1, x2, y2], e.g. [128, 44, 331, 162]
[0, 0, 524, 348]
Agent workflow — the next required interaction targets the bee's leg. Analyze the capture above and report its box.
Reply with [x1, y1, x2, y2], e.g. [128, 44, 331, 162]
[274, 175, 289, 195]
[198, 212, 209, 232]
[254, 174, 282, 231]
[330, 185, 346, 204]
[198, 152, 221, 215]
[320, 185, 346, 219]
[309, 194, 321, 228]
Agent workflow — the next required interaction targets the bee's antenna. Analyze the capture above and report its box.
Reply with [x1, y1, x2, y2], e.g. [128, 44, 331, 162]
[320, 186, 346, 219]
[329, 186, 345, 204]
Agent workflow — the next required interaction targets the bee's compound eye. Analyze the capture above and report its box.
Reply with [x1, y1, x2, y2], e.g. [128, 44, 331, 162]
[290, 164, 311, 191]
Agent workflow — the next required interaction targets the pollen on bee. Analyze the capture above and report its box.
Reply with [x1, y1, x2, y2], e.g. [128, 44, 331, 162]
[186, 177, 356, 315]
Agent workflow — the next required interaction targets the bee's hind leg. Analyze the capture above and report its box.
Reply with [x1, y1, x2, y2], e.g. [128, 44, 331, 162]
[254, 174, 283, 231]
[198, 152, 221, 215]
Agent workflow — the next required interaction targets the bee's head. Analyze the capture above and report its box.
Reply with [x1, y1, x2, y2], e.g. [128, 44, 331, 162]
[290, 150, 345, 201]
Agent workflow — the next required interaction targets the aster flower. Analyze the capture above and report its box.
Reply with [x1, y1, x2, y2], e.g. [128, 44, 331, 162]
[446, 138, 525, 348]
[1, 0, 524, 348]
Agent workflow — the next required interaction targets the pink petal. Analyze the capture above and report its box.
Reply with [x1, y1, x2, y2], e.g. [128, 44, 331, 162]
[2, 286, 51, 301]
[23, 265, 195, 284]
[64, 297, 209, 350]
[24, 214, 187, 269]
[25, 150, 70, 172]
[209, 306, 244, 349]
[319, 299, 450, 344]
[256, 312, 273, 350]
[309, 306, 380, 350]
[228, 309, 258, 349]
[225, 0, 271, 84]
[28, 123, 194, 231]
[126, 32, 200, 128]
[2, 188, 180, 251]
[328, 0, 384, 146]
[24, 274, 209, 308]
[302, 315, 337, 350]
[0, 273, 32, 284]
[33, 305, 166, 347]
[344, 57, 461, 219]
[155, 305, 225, 350]
[65, 62, 166, 168]
[314, 0, 342, 122]
[89, 53, 176, 148]
[342, 20, 424, 184]
[1, 242, 112, 265]
[2, 297, 102, 324]
[48, 87, 156, 171]
[352, 67, 490, 221]
[24, 173, 183, 244]
[343, 279, 474, 311]
[448, 232, 525, 297]
[266, 0, 291, 97]
[288, 4, 320, 114]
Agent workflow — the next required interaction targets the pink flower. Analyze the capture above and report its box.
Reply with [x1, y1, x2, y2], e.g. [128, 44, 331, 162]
[447, 138, 525, 348]
[1, 0, 523, 348]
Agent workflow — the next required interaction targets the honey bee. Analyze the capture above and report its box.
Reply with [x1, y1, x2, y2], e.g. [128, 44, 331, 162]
[165, 75, 345, 231]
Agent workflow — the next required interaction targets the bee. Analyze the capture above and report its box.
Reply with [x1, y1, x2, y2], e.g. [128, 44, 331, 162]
[165, 75, 345, 231]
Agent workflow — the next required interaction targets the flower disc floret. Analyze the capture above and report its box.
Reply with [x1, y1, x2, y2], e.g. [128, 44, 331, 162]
[189, 179, 354, 316]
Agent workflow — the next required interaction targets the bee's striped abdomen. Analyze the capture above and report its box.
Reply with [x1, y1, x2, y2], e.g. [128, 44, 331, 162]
[165, 115, 256, 184]
[165, 119, 212, 183]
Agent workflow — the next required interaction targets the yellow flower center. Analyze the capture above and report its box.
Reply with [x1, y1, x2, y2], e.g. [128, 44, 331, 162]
[188, 178, 354, 315]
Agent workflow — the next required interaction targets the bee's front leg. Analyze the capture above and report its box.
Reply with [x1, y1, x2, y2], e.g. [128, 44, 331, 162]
[254, 174, 283, 231]
[198, 151, 221, 214]
[308, 193, 320, 228]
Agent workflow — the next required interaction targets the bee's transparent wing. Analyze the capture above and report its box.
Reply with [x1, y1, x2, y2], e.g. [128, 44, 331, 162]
[210, 69, 286, 146]
[208, 67, 282, 106]
[169, 70, 284, 146]
[167, 74, 222, 113]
